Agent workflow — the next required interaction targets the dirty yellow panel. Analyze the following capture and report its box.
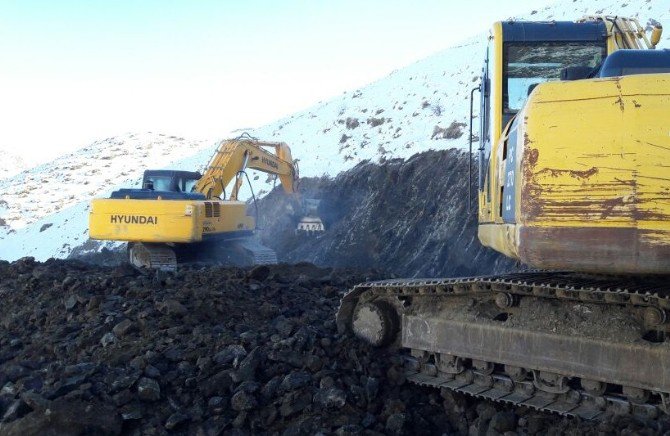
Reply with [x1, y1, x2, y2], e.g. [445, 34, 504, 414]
[89, 199, 255, 244]
[480, 73, 670, 273]
[512, 73, 670, 273]
[89, 199, 204, 243]
[521, 74, 670, 229]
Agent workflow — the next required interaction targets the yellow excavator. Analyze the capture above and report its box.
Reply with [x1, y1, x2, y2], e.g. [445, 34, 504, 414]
[338, 16, 670, 419]
[89, 136, 301, 270]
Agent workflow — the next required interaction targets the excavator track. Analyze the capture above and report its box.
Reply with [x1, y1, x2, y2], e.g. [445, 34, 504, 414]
[234, 238, 278, 265]
[128, 242, 177, 272]
[337, 272, 670, 420]
[127, 238, 277, 271]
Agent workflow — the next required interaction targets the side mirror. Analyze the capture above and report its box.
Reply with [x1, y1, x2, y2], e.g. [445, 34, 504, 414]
[143, 180, 154, 190]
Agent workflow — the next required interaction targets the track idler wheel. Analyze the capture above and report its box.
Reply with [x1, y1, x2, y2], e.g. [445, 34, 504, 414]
[623, 386, 650, 404]
[352, 300, 399, 347]
[495, 292, 518, 309]
[533, 370, 570, 394]
[644, 307, 667, 326]
[505, 365, 527, 382]
[437, 354, 464, 374]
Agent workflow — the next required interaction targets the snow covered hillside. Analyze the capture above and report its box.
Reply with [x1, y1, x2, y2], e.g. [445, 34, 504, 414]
[0, 133, 213, 259]
[0, 148, 28, 180]
[248, 1, 669, 178]
[0, 0, 668, 261]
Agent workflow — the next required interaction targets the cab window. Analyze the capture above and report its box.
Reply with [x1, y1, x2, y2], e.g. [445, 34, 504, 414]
[145, 175, 171, 191]
[504, 41, 606, 113]
[180, 178, 199, 193]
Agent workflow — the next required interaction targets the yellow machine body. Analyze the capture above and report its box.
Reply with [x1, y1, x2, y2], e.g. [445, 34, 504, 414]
[88, 137, 299, 269]
[337, 16, 670, 418]
[89, 198, 253, 244]
[477, 18, 670, 274]
[479, 74, 670, 273]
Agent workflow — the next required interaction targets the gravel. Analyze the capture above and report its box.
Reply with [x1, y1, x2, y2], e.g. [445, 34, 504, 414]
[0, 257, 668, 434]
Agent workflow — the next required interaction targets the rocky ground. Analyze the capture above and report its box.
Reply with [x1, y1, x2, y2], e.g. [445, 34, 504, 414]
[0, 258, 667, 435]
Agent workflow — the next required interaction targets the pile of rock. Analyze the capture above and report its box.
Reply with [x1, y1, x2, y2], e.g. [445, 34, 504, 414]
[257, 149, 516, 278]
[0, 258, 665, 434]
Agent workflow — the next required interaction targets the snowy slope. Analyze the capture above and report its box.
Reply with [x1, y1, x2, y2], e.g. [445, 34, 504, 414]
[0, 0, 668, 261]
[246, 1, 669, 179]
[0, 133, 212, 232]
[0, 133, 215, 259]
[0, 148, 28, 180]
[248, 36, 482, 178]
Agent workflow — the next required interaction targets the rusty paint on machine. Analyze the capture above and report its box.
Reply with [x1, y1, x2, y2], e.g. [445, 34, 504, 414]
[536, 166, 599, 180]
[482, 73, 670, 274]
[517, 226, 670, 274]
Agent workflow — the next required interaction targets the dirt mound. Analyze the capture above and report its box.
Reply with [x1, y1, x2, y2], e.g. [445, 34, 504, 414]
[258, 149, 516, 278]
[0, 258, 665, 435]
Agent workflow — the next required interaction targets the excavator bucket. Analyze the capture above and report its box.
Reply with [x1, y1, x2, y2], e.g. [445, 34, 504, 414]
[296, 198, 325, 233]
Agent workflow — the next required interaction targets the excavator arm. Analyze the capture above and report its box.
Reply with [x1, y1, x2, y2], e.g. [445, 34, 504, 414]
[195, 137, 298, 200]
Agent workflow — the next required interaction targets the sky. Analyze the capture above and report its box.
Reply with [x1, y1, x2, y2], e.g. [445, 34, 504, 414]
[0, 0, 554, 164]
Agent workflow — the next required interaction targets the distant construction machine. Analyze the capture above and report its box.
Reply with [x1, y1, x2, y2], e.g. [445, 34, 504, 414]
[89, 136, 310, 270]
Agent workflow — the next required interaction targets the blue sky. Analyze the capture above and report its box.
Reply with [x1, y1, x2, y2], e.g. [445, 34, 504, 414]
[0, 0, 554, 162]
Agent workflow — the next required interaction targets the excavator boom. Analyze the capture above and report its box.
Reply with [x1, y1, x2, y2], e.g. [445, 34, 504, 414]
[196, 138, 297, 200]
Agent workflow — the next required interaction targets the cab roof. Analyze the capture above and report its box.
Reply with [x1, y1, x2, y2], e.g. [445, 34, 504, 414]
[143, 170, 202, 180]
[500, 20, 607, 43]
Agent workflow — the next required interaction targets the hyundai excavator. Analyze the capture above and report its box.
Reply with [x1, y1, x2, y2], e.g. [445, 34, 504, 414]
[338, 16, 670, 419]
[89, 136, 303, 270]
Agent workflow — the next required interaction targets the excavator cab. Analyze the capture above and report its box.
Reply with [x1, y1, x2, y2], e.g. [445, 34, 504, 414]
[142, 170, 202, 193]
[110, 170, 206, 200]
[476, 20, 608, 208]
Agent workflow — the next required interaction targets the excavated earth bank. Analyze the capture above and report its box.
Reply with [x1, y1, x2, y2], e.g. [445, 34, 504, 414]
[0, 258, 667, 435]
[258, 149, 515, 278]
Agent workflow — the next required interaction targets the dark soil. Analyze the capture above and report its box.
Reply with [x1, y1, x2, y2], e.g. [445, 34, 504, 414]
[0, 258, 666, 435]
[258, 149, 517, 278]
